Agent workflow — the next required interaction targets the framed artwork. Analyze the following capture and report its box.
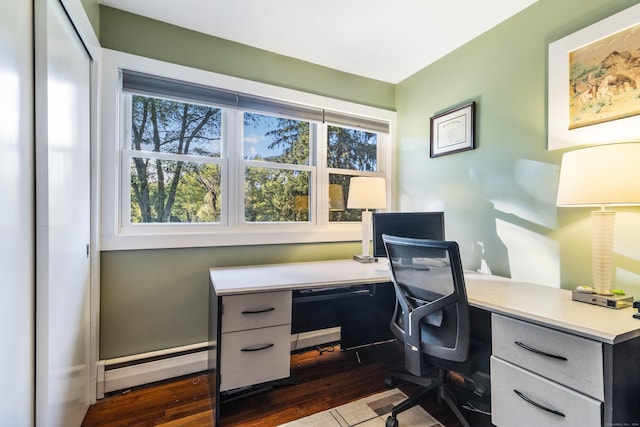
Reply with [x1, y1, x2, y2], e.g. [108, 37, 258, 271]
[430, 101, 475, 158]
[548, 3, 640, 150]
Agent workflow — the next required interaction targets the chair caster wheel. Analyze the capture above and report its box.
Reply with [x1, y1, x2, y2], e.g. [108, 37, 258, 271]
[384, 377, 396, 388]
[386, 415, 399, 427]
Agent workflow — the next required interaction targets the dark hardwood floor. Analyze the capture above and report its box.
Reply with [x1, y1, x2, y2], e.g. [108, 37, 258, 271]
[82, 341, 492, 426]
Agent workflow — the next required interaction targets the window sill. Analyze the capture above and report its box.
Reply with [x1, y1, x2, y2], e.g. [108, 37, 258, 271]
[99, 224, 363, 251]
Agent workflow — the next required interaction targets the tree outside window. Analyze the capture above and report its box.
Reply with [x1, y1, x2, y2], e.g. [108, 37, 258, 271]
[129, 95, 223, 224]
[327, 125, 378, 223]
[243, 113, 312, 223]
[125, 92, 385, 227]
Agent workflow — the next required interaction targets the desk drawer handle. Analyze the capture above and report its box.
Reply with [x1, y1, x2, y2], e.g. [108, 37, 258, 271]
[513, 389, 565, 417]
[514, 341, 568, 361]
[242, 307, 275, 315]
[240, 343, 274, 352]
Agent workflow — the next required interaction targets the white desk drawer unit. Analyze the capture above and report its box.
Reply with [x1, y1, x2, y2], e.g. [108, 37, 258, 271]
[219, 291, 292, 392]
[491, 314, 604, 426]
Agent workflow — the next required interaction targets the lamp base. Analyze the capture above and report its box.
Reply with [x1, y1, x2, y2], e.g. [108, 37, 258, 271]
[353, 254, 376, 263]
[591, 210, 615, 296]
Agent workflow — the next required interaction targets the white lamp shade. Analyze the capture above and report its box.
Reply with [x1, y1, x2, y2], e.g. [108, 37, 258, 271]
[556, 143, 640, 207]
[347, 177, 387, 209]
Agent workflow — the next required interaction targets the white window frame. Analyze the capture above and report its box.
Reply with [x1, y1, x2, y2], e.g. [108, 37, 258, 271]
[100, 49, 396, 251]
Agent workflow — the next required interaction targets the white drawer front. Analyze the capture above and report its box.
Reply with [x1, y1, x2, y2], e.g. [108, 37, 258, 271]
[492, 314, 603, 400]
[491, 357, 601, 427]
[222, 291, 292, 333]
[220, 324, 291, 392]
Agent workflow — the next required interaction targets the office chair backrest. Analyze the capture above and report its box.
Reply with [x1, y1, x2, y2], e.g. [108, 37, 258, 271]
[382, 234, 470, 376]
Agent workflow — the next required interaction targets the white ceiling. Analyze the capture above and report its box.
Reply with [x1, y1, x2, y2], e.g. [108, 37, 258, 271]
[100, 0, 538, 84]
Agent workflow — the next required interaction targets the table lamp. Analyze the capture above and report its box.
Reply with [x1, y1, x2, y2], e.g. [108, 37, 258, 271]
[347, 177, 387, 263]
[556, 142, 640, 295]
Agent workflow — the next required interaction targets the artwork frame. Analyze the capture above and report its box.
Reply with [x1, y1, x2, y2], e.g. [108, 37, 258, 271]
[430, 101, 475, 158]
[548, 3, 640, 150]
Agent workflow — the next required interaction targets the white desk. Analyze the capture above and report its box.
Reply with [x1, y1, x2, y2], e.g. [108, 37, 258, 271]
[210, 259, 640, 343]
[209, 259, 640, 426]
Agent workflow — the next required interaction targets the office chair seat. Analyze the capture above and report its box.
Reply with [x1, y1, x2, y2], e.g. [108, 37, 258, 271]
[381, 235, 491, 427]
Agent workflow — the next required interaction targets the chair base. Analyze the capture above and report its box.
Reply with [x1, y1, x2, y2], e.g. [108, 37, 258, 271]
[385, 368, 483, 427]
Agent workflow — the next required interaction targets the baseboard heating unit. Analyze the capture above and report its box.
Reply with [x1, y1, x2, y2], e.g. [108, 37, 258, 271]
[96, 342, 210, 398]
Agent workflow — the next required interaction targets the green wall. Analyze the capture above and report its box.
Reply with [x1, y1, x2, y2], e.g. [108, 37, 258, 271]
[396, 0, 640, 291]
[79, 0, 99, 33]
[97, 0, 640, 359]
[100, 243, 360, 358]
[98, 6, 396, 111]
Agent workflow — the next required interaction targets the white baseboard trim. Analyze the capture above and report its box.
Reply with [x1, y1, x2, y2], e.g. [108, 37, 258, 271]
[96, 328, 340, 398]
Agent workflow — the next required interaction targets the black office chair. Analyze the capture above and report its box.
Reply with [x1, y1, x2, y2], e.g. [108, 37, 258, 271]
[382, 234, 490, 427]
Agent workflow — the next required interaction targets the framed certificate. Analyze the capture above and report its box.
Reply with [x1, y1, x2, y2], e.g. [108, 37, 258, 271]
[430, 101, 475, 158]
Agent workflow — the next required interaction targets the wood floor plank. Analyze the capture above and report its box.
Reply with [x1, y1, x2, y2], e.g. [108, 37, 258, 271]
[157, 411, 214, 427]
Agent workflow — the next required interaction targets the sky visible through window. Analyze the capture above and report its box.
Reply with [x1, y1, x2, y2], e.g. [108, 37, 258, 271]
[244, 115, 287, 159]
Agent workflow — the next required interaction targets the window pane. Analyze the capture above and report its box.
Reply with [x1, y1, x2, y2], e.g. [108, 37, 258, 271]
[244, 166, 310, 222]
[243, 112, 310, 165]
[329, 174, 363, 222]
[130, 157, 222, 223]
[327, 125, 377, 171]
[131, 95, 222, 157]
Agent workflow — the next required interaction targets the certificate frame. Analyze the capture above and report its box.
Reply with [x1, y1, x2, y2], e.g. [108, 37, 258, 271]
[548, 3, 640, 150]
[430, 101, 475, 158]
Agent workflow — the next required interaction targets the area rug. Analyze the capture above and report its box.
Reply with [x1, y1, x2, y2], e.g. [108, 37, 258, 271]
[278, 388, 443, 427]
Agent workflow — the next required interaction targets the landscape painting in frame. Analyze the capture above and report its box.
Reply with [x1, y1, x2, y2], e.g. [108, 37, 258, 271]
[569, 22, 640, 129]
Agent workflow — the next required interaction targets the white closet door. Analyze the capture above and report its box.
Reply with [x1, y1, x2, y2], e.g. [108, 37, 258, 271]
[0, 1, 35, 426]
[36, 0, 92, 425]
